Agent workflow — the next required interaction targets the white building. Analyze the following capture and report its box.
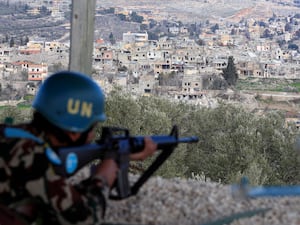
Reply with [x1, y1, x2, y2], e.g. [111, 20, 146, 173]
[123, 32, 148, 44]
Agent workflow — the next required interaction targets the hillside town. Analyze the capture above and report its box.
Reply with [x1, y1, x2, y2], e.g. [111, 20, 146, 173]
[0, 0, 300, 110]
[2, 3, 300, 225]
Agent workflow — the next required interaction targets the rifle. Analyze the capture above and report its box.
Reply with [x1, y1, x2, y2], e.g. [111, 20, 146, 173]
[54, 125, 199, 200]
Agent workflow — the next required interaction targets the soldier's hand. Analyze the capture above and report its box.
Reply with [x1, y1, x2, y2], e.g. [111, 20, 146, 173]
[130, 137, 157, 161]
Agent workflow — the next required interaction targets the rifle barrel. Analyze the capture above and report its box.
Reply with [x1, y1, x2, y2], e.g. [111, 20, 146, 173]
[56, 134, 199, 175]
[178, 136, 199, 143]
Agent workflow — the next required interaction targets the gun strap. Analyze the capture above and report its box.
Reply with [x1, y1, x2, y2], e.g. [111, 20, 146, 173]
[4, 127, 62, 166]
[130, 145, 176, 196]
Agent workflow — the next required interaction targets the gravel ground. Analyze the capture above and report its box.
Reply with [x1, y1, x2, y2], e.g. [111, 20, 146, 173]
[103, 176, 300, 225]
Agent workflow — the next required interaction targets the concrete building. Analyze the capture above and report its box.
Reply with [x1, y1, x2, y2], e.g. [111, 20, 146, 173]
[123, 32, 148, 44]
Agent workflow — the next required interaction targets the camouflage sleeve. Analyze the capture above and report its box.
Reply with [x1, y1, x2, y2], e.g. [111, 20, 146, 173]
[0, 134, 110, 225]
[23, 171, 107, 225]
[0, 136, 20, 204]
[20, 144, 110, 225]
[0, 154, 11, 203]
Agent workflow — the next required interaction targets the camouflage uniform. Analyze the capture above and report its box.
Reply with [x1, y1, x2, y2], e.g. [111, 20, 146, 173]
[0, 123, 108, 225]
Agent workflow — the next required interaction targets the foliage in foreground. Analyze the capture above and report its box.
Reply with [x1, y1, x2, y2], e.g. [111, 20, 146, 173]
[103, 89, 300, 185]
[1, 90, 300, 186]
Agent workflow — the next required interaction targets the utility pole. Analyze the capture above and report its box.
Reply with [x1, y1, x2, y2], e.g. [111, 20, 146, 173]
[69, 0, 96, 75]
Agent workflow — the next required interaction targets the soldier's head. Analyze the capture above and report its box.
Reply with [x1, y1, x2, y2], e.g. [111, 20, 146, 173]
[32, 71, 106, 145]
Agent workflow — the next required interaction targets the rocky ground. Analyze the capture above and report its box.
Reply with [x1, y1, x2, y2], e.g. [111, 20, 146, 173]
[102, 175, 300, 225]
[70, 169, 300, 225]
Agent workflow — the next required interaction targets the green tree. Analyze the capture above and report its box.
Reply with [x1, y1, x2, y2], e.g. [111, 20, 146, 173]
[222, 56, 238, 87]
[210, 23, 219, 33]
[49, 62, 65, 73]
[118, 65, 127, 72]
[109, 32, 116, 45]
[261, 28, 273, 39]
[9, 37, 14, 47]
[5, 34, 9, 43]
[295, 29, 300, 40]
[21, 70, 28, 81]
[40, 5, 50, 15]
[103, 87, 142, 133]
[147, 32, 159, 40]
[20, 37, 24, 46]
[149, 19, 157, 29]
[24, 36, 29, 45]
[117, 13, 126, 21]
[140, 24, 148, 31]
[285, 23, 292, 32]
[196, 39, 205, 46]
[100, 91, 300, 184]
[0, 106, 32, 124]
[183, 103, 300, 185]
[288, 43, 299, 51]
[130, 11, 143, 23]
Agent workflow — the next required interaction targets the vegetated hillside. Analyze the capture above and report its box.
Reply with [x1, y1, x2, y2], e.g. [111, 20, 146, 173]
[94, 14, 141, 41]
[98, 0, 299, 22]
[0, 14, 68, 41]
[235, 78, 300, 115]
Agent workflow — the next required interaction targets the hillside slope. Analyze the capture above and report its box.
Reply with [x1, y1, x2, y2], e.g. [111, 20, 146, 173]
[98, 0, 299, 22]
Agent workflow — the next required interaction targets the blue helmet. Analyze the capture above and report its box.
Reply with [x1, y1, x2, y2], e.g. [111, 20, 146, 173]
[32, 71, 106, 132]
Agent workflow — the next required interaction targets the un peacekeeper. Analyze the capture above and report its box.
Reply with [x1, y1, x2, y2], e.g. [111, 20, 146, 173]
[0, 71, 157, 225]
